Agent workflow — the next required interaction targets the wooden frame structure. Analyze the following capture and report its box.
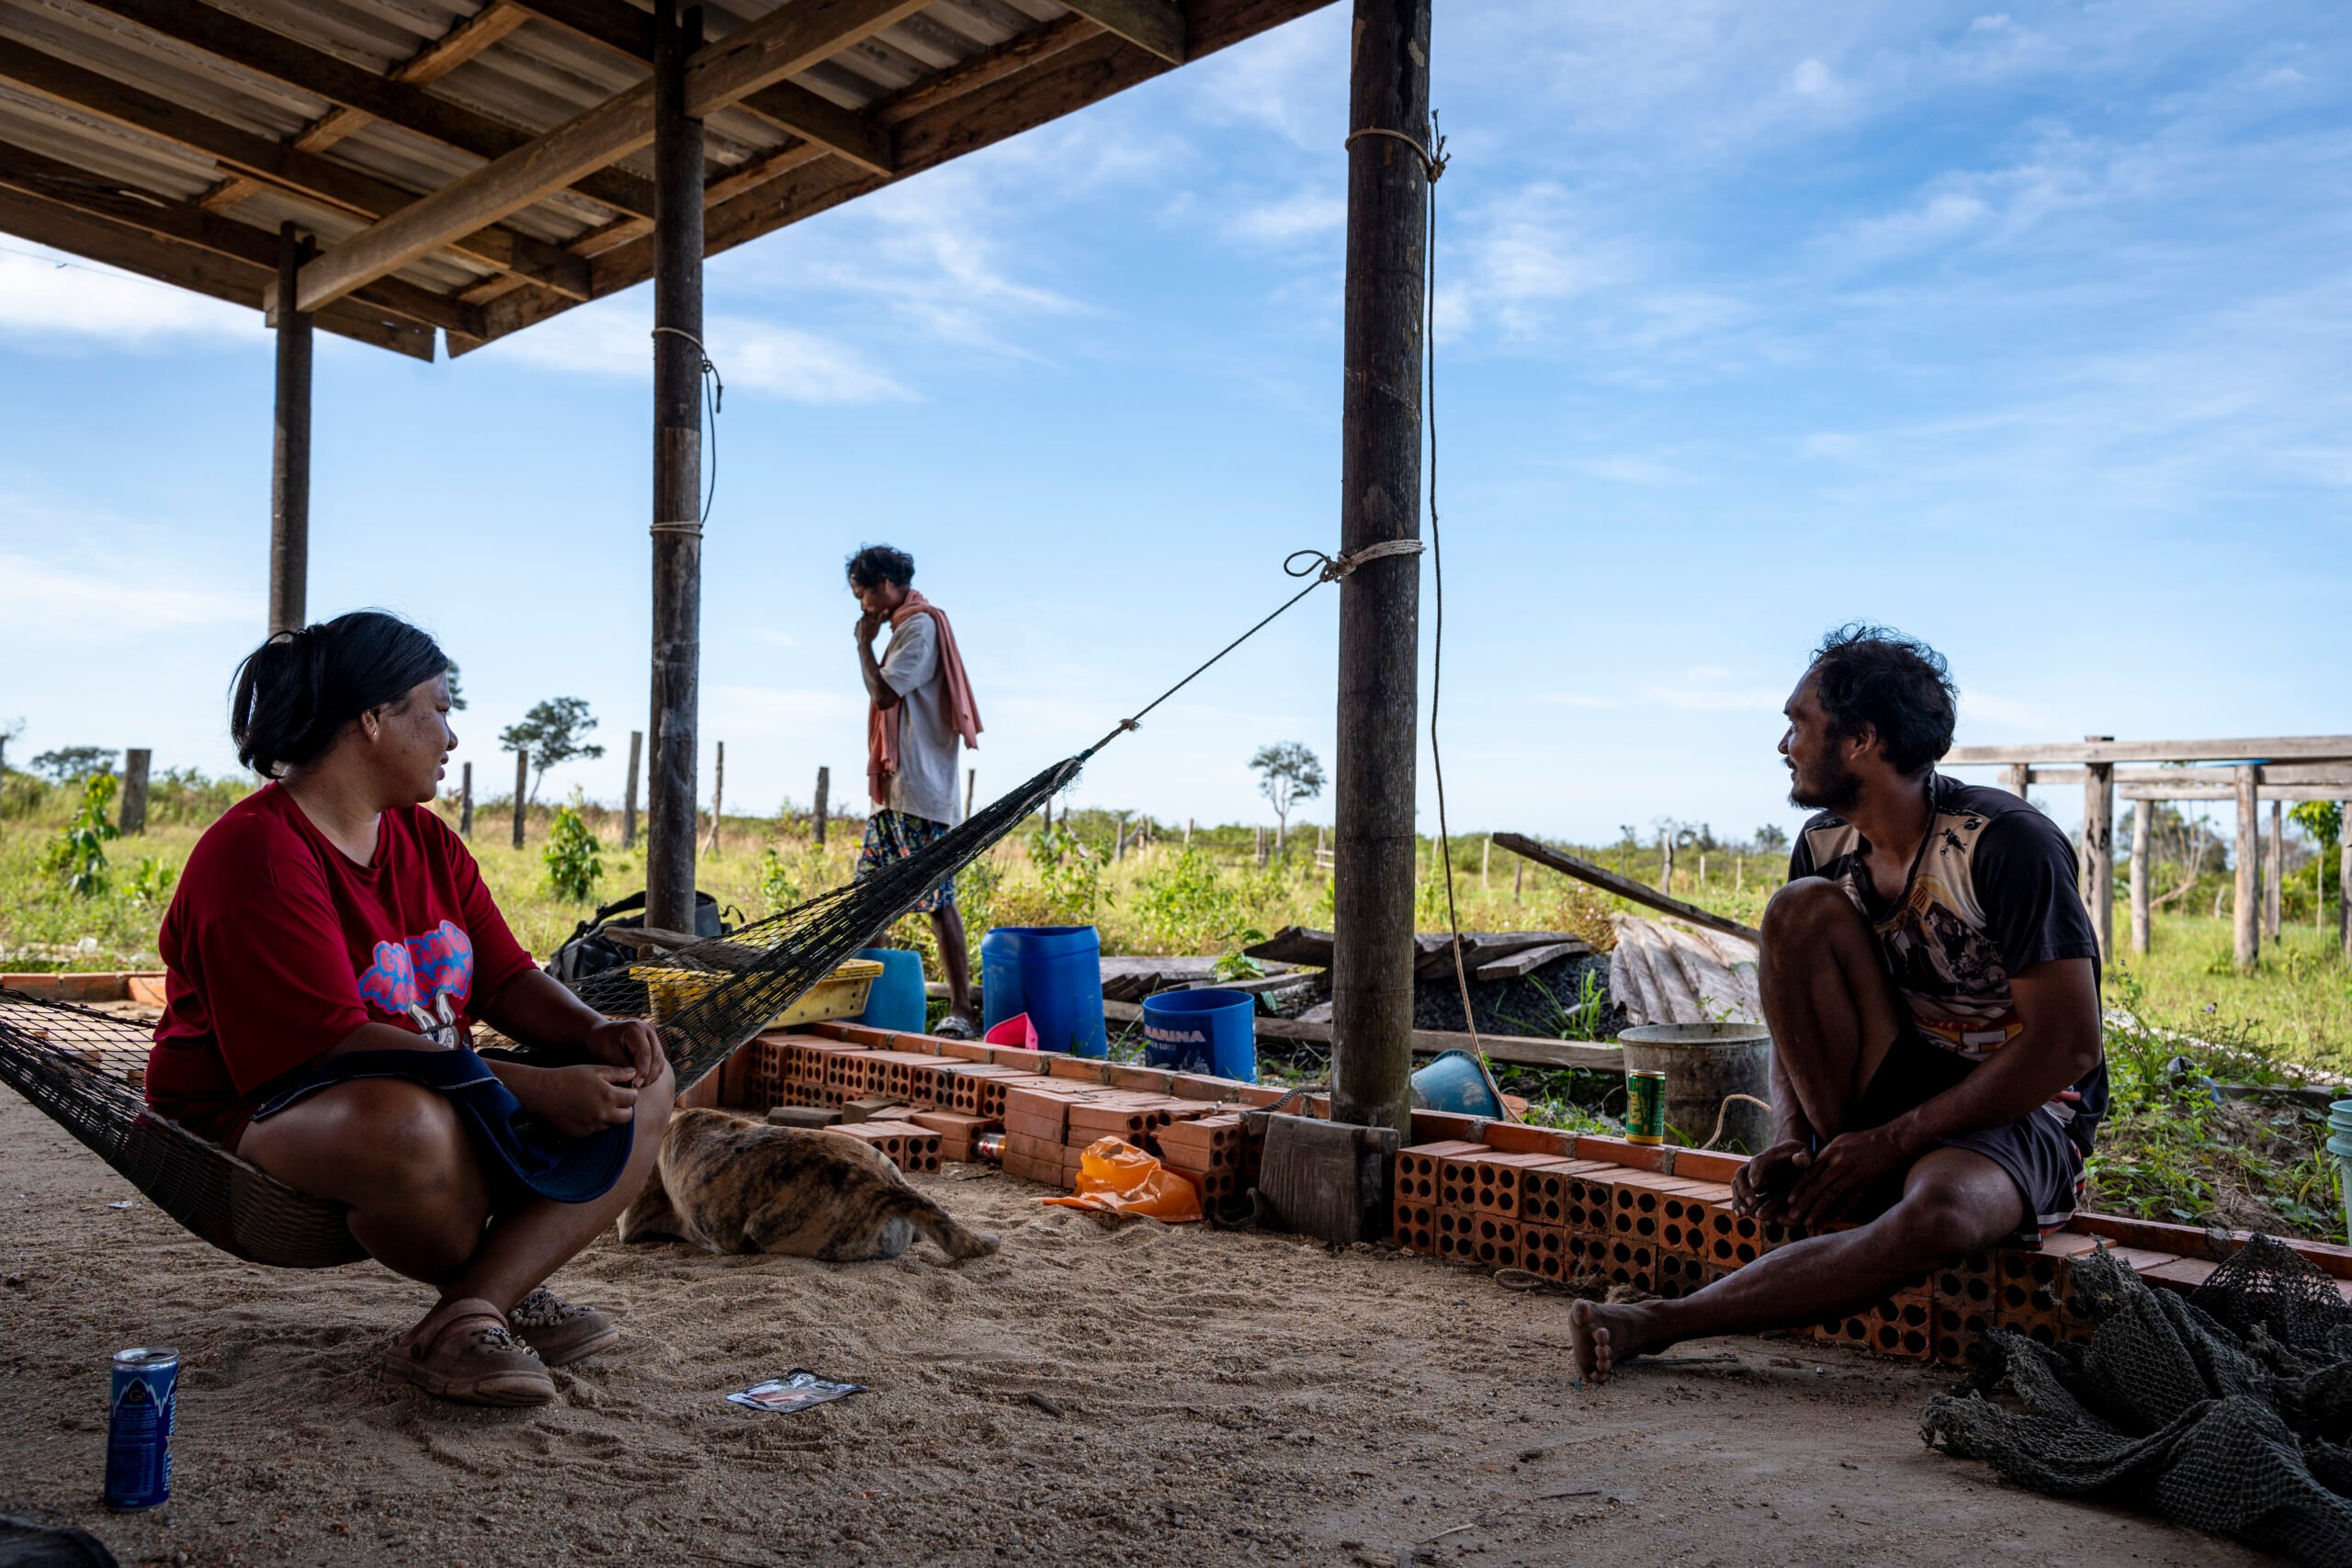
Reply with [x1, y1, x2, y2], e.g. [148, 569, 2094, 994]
[1944, 739, 2352, 968]
[2, 0, 1451, 1134]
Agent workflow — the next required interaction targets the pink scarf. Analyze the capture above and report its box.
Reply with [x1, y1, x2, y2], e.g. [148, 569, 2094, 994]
[867, 590, 982, 808]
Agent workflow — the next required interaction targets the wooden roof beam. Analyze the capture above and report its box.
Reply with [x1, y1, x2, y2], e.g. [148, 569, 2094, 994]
[503, 0, 896, 175]
[0, 35, 591, 298]
[76, 0, 657, 218]
[1056, 0, 1185, 63]
[0, 137, 483, 337]
[0, 183, 434, 357]
[297, 0, 932, 312]
[2019, 762, 2352, 788]
[1945, 737, 2352, 766]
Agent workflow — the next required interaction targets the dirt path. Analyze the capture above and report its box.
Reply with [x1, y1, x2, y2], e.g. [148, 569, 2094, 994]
[0, 1092, 2254, 1568]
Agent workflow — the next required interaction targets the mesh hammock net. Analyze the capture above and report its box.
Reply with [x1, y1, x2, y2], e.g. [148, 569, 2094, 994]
[0, 751, 1088, 1269]
[1924, 1236, 2352, 1562]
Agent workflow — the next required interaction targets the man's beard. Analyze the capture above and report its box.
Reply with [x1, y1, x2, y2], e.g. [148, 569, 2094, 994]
[1788, 759, 1862, 814]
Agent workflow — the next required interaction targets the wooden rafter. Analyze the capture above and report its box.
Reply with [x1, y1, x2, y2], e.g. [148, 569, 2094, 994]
[0, 182, 433, 357]
[296, 0, 933, 311]
[74, 0, 658, 218]
[1055, 0, 1186, 63]
[0, 35, 591, 298]
[504, 0, 896, 175]
[0, 137, 483, 337]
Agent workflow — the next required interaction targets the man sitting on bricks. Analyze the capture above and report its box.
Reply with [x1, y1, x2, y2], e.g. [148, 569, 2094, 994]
[1570, 624, 2106, 1382]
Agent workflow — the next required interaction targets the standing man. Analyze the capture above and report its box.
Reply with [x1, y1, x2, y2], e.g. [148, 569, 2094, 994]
[848, 545, 982, 1038]
[1571, 625, 2106, 1382]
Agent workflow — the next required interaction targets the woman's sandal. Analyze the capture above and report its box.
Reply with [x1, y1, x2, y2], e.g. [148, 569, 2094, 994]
[381, 1297, 555, 1407]
[507, 1287, 618, 1368]
[933, 1015, 978, 1041]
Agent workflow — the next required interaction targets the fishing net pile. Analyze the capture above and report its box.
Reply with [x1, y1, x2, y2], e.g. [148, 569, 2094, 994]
[1922, 1236, 2352, 1563]
[0, 752, 1083, 1268]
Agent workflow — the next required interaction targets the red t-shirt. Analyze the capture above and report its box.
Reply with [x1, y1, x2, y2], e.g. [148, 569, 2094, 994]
[147, 784, 536, 1149]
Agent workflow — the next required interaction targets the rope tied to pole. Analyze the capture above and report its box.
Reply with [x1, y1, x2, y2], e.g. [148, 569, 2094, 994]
[1343, 123, 1449, 184]
[650, 325, 724, 527]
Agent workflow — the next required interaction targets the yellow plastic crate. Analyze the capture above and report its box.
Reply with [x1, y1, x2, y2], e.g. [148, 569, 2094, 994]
[631, 958, 886, 1032]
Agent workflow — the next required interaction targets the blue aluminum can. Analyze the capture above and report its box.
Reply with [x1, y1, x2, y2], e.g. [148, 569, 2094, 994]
[105, 1347, 178, 1511]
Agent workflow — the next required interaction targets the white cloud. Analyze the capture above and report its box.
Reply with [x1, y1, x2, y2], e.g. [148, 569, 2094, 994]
[1224, 190, 1347, 245]
[0, 549, 248, 642]
[0, 244, 252, 347]
[705, 683, 865, 735]
[484, 296, 908, 403]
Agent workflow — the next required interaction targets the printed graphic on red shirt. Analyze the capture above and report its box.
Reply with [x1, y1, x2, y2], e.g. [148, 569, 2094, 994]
[356, 919, 476, 1020]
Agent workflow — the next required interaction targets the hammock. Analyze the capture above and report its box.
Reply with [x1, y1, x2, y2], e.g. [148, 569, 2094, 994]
[0, 753, 1084, 1269]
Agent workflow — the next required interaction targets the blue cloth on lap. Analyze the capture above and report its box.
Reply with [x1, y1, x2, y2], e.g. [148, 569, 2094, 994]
[249, 1045, 633, 1205]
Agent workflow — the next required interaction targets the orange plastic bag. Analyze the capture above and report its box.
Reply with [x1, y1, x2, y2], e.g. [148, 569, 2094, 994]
[1041, 1137, 1204, 1222]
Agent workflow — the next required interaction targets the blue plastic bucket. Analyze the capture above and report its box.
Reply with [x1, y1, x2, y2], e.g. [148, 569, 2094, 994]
[850, 947, 928, 1033]
[1410, 1048, 1504, 1119]
[979, 926, 1107, 1059]
[2330, 1131, 2352, 1242]
[1141, 987, 1257, 1083]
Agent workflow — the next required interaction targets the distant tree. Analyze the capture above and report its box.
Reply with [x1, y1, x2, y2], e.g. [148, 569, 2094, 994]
[500, 698, 604, 804]
[445, 660, 469, 712]
[2289, 802, 2343, 925]
[29, 746, 117, 784]
[1250, 741, 1326, 852]
[0, 717, 22, 775]
[1753, 823, 1789, 852]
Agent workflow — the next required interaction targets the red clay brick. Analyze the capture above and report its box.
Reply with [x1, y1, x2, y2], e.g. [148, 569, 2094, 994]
[1480, 1122, 1579, 1159]
[1574, 1134, 1674, 1173]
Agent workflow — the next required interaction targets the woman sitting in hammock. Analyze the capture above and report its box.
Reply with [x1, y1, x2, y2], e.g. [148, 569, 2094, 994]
[146, 610, 673, 1407]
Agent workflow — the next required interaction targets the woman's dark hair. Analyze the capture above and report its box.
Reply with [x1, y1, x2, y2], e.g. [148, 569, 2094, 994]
[844, 544, 915, 592]
[230, 610, 448, 778]
[1806, 623, 1957, 776]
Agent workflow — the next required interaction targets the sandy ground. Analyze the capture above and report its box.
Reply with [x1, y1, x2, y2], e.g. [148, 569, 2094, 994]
[0, 1091, 2262, 1568]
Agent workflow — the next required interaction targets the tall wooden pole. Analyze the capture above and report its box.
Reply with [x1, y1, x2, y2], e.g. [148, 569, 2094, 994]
[2234, 764, 2259, 970]
[645, 0, 704, 935]
[268, 222, 313, 637]
[512, 748, 528, 850]
[119, 749, 151, 837]
[2082, 749, 2114, 965]
[2128, 796, 2152, 956]
[813, 765, 831, 846]
[621, 729, 641, 850]
[1329, 0, 1430, 1141]
[2264, 800, 2283, 939]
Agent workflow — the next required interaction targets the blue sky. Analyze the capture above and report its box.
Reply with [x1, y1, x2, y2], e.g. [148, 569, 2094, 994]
[2, 1, 2347, 847]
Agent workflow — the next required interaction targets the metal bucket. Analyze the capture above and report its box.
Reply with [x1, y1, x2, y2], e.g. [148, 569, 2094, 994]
[1615, 1023, 1774, 1151]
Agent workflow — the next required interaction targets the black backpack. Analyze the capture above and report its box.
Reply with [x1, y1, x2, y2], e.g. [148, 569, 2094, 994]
[549, 889, 733, 985]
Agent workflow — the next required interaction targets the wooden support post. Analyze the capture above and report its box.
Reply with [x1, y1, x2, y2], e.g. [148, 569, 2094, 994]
[459, 760, 473, 839]
[119, 748, 151, 836]
[267, 221, 312, 637]
[1329, 0, 1430, 1141]
[2082, 750, 2114, 965]
[813, 764, 830, 846]
[2265, 800, 2283, 939]
[2129, 796, 2153, 956]
[512, 747, 528, 849]
[644, 0, 704, 935]
[706, 739, 724, 855]
[621, 730, 641, 850]
[2006, 762, 2030, 799]
[2234, 764, 2259, 970]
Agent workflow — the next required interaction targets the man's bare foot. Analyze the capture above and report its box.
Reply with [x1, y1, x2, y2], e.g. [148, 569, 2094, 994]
[1567, 1299, 1661, 1385]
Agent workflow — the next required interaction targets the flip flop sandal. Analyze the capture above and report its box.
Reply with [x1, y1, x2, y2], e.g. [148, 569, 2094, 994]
[381, 1297, 554, 1407]
[933, 1016, 978, 1041]
[508, 1287, 619, 1368]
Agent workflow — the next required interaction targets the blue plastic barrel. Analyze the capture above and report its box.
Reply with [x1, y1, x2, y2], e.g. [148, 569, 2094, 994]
[850, 947, 928, 1033]
[979, 926, 1106, 1059]
[1141, 987, 1257, 1083]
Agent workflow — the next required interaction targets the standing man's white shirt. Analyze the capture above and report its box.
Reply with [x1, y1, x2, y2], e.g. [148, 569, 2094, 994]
[877, 612, 962, 826]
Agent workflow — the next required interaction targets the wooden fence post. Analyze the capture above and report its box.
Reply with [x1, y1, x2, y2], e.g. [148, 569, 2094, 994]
[119, 749, 151, 837]
[1513, 856, 1523, 900]
[1114, 814, 1128, 863]
[2083, 750, 2114, 965]
[621, 730, 641, 850]
[1698, 852, 1707, 890]
[706, 739, 724, 856]
[1254, 825, 1267, 867]
[1736, 854, 1744, 895]
[512, 748, 528, 850]
[1659, 834, 1675, 895]
[2129, 796, 2152, 956]
[1480, 834, 1490, 891]
[459, 761, 473, 839]
[2234, 764, 2259, 970]
[2265, 800, 2283, 939]
[813, 765, 830, 847]
[1184, 817, 1194, 848]
[966, 767, 976, 821]
[2340, 812, 2350, 960]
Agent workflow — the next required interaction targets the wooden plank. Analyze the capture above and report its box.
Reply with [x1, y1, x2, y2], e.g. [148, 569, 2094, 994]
[503, 0, 896, 175]
[1103, 999, 1624, 1074]
[1946, 737, 2352, 766]
[1474, 942, 1584, 984]
[296, 0, 930, 310]
[0, 36, 590, 298]
[1494, 833, 1761, 944]
[2120, 782, 2352, 803]
[269, 4, 531, 161]
[2022, 762, 2352, 788]
[79, 0, 657, 218]
[0, 182, 432, 357]
[1056, 0, 1185, 62]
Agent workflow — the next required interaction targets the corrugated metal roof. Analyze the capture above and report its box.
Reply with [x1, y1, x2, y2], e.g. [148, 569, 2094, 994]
[0, 0, 1333, 356]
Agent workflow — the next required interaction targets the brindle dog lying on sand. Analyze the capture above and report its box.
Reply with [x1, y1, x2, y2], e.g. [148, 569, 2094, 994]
[618, 1107, 1000, 1262]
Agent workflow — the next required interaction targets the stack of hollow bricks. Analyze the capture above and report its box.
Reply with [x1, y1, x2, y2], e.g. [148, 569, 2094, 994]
[1400, 1111, 2352, 1367]
[713, 1019, 1292, 1192]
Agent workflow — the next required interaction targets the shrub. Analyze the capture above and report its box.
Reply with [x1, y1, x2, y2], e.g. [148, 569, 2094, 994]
[40, 774, 119, 897]
[542, 799, 602, 902]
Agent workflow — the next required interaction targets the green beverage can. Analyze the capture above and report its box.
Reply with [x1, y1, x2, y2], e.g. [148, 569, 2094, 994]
[1625, 1069, 1667, 1145]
